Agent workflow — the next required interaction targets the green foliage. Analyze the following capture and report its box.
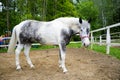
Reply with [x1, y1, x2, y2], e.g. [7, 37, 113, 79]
[71, 35, 81, 41]
[76, 1, 99, 30]
[0, 12, 6, 34]
[76, 1, 97, 18]
[92, 0, 120, 33]
[0, 0, 120, 36]
[46, 0, 78, 20]
[17, 0, 42, 21]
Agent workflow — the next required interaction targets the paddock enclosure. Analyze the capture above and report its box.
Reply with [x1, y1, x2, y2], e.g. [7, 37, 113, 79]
[0, 48, 120, 80]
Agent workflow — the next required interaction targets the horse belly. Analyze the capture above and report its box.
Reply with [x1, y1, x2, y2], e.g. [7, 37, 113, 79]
[40, 33, 58, 45]
[37, 22, 63, 45]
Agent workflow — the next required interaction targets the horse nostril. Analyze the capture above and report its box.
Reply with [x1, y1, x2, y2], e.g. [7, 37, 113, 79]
[84, 43, 90, 47]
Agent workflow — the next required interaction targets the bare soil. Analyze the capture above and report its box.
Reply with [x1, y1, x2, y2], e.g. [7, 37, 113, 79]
[0, 48, 120, 80]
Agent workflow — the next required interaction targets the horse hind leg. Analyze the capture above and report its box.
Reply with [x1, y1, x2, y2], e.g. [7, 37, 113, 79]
[24, 44, 34, 69]
[15, 44, 23, 70]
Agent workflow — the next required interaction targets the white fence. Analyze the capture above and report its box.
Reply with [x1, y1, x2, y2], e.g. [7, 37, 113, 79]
[91, 23, 120, 54]
[0, 37, 81, 48]
[1, 23, 120, 54]
[94, 32, 120, 45]
[0, 37, 41, 48]
[0, 37, 11, 48]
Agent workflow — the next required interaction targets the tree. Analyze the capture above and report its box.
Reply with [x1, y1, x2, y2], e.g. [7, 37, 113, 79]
[0, 0, 18, 35]
[92, 0, 120, 33]
[17, 0, 39, 21]
[46, 0, 78, 21]
[1, 0, 119, 35]
[75, 1, 99, 30]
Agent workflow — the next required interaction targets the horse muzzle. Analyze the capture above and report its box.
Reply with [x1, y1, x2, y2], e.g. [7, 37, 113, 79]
[80, 36, 90, 47]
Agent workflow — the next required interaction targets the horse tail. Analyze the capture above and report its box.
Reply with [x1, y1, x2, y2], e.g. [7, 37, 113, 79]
[7, 27, 17, 54]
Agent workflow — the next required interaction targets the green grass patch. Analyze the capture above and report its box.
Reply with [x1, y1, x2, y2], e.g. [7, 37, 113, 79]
[91, 44, 120, 60]
[31, 45, 57, 50]
[31, 42, 82, 50]
[67, 42, 81, 48]
[91, 44, 106, 54]
[0, 43, 82, 53]
[0, 48, 7, 53]
[110, 47, 120, 59]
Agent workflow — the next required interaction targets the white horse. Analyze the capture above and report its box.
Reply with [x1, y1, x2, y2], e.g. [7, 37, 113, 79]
[8, 17, 91, 73]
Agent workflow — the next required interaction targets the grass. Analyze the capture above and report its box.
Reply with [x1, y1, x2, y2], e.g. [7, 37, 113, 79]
[31, 45, 56, 50]
[0, 48, 7, 53]
[0, 43, 82, 53]
[91, 44, 120, 59]
[109, 47, 120, 59]
[91, 44, 106, 53]
[0, 43, 120, 60]
[31, 42, 82, 51]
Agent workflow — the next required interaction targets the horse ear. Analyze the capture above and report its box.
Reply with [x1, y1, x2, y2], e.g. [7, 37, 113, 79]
[79, 18, 82, 23]
[88, 18, 91, 23]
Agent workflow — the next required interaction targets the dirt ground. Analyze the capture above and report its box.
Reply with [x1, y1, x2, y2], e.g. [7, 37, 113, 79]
[0, 48, 120, 80]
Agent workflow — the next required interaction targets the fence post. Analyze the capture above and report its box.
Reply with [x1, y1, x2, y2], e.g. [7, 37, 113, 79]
[99, 35, 102, 45]
[95, 37, 96, 42]
[91, 32, 93, 49]
[106, 28, 111, 54]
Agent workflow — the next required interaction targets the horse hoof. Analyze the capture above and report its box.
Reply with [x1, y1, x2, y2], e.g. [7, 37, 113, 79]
[30, 65, 35, 69]
[63, 69, 68, 73]
[16, 68, 22, 71]
[59, 65, 62, 68]
[16, 66, 21, 71]
[31, 67, 35, 70]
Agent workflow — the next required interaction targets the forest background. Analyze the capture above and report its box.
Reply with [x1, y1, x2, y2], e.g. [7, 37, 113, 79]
[0, 0, 120, 39]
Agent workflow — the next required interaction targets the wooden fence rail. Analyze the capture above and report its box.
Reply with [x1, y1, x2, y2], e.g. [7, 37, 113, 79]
[91, 23, 120, 54]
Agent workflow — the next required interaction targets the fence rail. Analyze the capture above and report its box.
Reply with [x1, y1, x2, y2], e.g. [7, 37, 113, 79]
[0, 37, 81, 48]
[91, 23, 120, 54]
[0, 38, 41, 48]
[1, 23, 120, 55]
[91, 23, 120, 33]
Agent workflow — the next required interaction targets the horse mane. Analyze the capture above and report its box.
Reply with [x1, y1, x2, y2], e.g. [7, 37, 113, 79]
[55, 17, 79, 25]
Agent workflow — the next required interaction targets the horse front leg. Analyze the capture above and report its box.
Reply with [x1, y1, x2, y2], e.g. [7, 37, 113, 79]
[59, 42, 68, 73]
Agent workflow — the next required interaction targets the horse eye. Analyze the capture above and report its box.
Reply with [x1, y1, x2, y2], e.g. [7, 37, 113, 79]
[81, 29, 82, 32]
[80, 28, 83, 31]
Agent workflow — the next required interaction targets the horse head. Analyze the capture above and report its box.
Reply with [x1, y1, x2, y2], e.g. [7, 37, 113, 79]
[79, 18, 91, 47]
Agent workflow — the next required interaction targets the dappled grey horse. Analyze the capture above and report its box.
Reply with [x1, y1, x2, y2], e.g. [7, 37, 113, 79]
[8, 17, 91, 73]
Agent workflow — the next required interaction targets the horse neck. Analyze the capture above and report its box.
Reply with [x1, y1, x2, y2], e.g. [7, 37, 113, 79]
[57, 17, 77, 24]
[63, 17, 78, 25]
[56, 17, 80, 34]
[66, 18, 80, 34]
